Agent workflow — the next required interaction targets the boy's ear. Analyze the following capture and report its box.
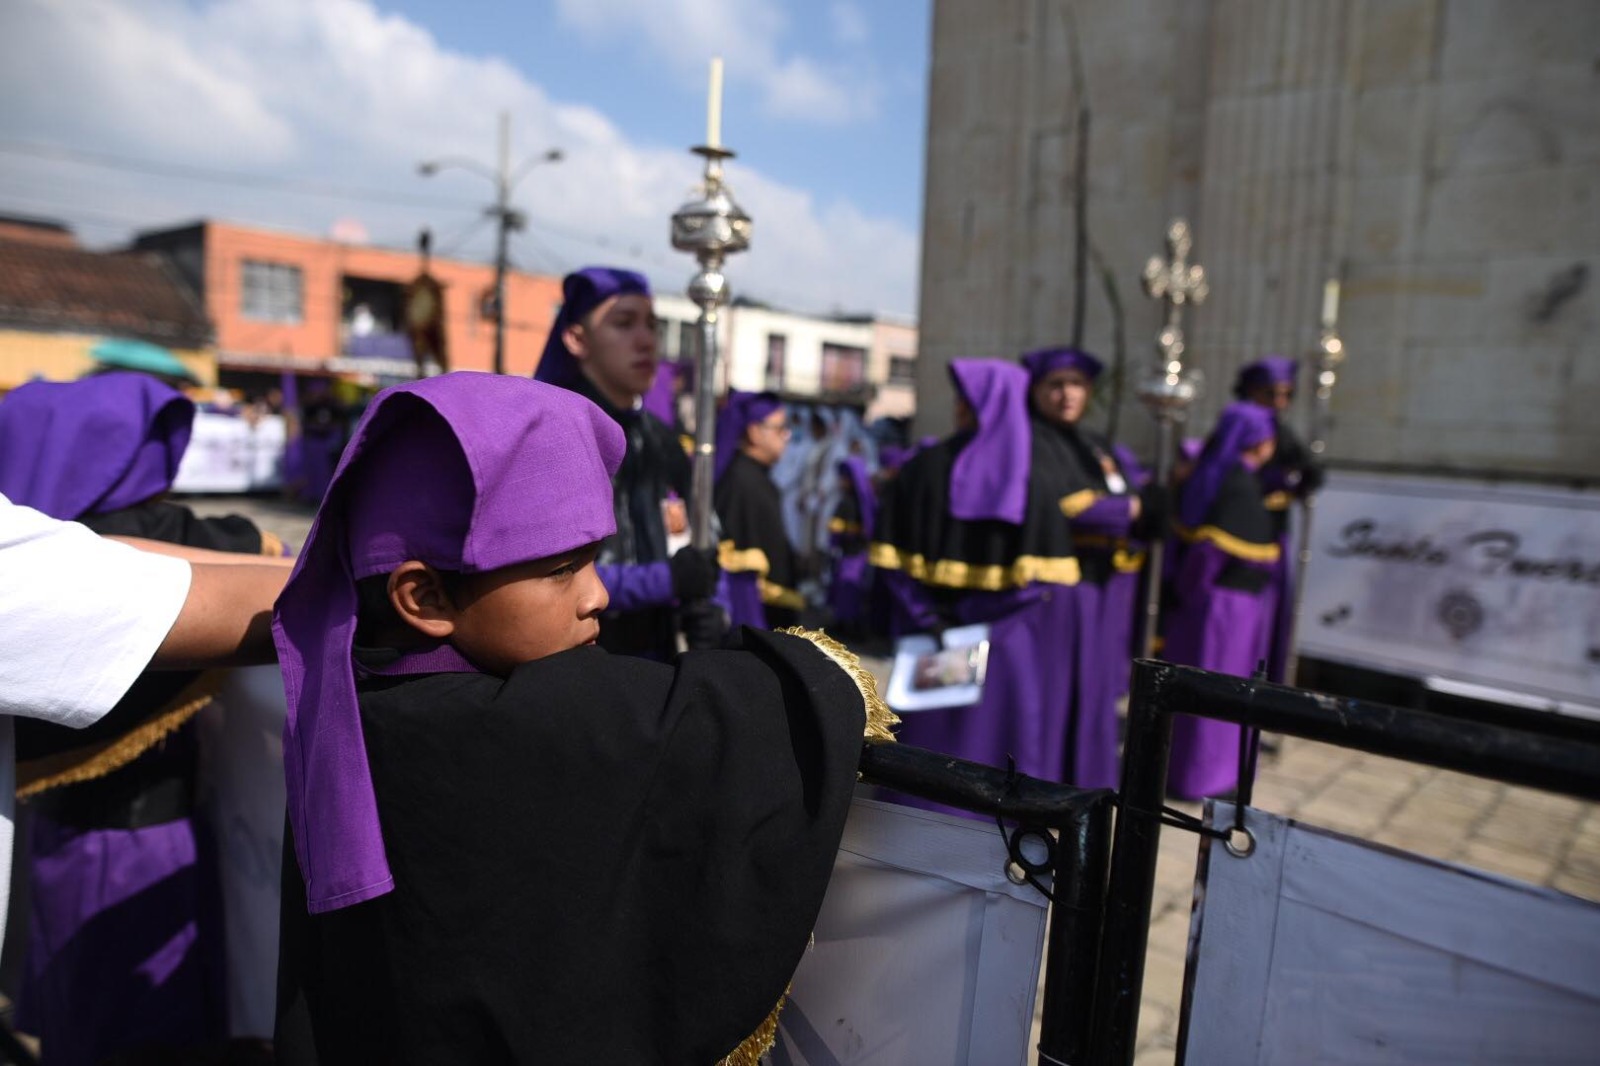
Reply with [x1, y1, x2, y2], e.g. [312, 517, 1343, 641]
[388, 561, 457, 640]
[562, 321, 589, 361]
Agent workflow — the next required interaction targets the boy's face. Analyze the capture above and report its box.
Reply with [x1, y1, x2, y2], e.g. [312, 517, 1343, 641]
[1030, 368, 1092, 427]
[390, 542, 610, 676]
[565, 293, 659, 408]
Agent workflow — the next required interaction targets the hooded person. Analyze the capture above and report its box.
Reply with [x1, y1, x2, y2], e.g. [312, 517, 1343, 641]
[0, 372, 286, 1065]
[1164, 401, 1283, 800]
[1022, 346, 1159, 700]
[270, 372, 891, 1064]
[713, 390, 803, 629]
[869, 359, 1119, 794]
[826, 454, 878, 633]
[535, 266, 722, 656]
[1234, 355, 1323, 682]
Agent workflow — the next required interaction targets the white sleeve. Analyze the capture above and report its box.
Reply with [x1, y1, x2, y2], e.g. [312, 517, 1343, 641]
[0, 495, 192, 727]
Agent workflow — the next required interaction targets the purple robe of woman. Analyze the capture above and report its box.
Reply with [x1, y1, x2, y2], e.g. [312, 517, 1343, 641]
[1165, 402, 1283, 800]
[0, 373, 259, 1063]
[714, 391, 802, 629]
[870, 360, 1119, 794]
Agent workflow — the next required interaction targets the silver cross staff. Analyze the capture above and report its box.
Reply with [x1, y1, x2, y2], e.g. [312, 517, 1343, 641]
[1137, 218, 1207, 659]
[670, 144, 752, 552]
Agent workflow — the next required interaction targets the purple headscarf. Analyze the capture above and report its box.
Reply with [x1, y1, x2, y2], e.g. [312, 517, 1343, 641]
[837, 456, 877, 541]
[534, 267, 652, 390]
[1233, 355, 1299, 399]
[1020, 346, 1104, 383]
[1179, 402, 1278, 528]
[714, 390, 784, 482]
[948, 359, 1031, 525]
[273, 372, 624, 914]
[0, 372, 194, 520]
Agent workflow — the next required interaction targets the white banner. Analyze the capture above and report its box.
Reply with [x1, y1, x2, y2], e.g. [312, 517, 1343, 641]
[774, 797, 1049, 1066]
[1299, 472, 1600, 714]
[194, 665, 287, 1039]
[172, 411, 286, 494]
[1184, 803, 1600, 1064]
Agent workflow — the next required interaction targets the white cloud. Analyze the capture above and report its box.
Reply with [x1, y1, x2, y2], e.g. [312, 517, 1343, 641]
[0, 0, 916, 315]
[829, 2, 871, 48]
[551, 0, 876, 125]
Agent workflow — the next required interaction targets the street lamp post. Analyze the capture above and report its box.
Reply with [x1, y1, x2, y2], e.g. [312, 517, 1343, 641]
[418, 111, 561, 375]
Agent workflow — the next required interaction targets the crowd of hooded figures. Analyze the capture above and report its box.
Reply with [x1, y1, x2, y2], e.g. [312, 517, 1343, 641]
[0, 261, 1316, 1063]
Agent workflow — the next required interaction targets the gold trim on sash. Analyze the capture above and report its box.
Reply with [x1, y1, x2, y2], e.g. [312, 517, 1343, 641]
[1070, 534, 1146, 574]
[1174, 523, 1282, 563]
[759, 580, 807, 610]
[1263, 491, 1293, 512]
[1059, 490, 1102, 518]
[866, 542, 1080, 589]
[16, 674, 220, 799]
[718, 540, 771, 576]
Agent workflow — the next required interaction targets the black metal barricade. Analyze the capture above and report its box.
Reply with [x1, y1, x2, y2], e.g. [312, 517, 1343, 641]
[858, 742, 1116, 1066]
[1091, 658, 1600, 1066]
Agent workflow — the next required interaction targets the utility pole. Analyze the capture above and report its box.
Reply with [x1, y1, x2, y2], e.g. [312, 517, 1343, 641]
[419, 111, 561, 375]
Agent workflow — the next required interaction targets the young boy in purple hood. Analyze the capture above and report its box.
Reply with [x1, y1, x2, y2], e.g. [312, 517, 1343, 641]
[271, 373, 890, 1065]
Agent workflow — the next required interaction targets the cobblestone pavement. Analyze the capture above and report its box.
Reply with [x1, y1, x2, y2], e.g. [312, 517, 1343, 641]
[189, 494, 1600, 1064]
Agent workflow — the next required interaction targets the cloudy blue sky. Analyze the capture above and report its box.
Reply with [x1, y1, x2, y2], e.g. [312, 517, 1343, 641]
[0, 0, 931, 316]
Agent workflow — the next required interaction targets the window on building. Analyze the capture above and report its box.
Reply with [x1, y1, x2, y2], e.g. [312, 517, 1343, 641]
[888, 355, 917, 386]
[241, 260, 304, 323]
[766, 333, 787, 390]
[820, 344, 868, 392]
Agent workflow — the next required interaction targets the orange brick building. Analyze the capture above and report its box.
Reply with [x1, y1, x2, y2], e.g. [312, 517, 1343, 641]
[134, 220, 562, 385]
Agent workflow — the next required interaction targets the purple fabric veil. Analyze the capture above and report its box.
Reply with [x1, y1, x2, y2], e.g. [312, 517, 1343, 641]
[642, 360, 679, 425]
[714, 390, 783, 483]
[1179, 402, 1277, 528]
[533, 266, 651, 389]
[948, 359, 1031, 525]
[837, 456, 877, 541]
[1233, 355, 1299, 398]
[1020, 346, 1104, 383]
[0, 371, 194, 520]
[272, 372, 624, 914]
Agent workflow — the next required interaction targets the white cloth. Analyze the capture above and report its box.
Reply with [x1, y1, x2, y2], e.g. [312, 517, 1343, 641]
[0, 493, 192, 944]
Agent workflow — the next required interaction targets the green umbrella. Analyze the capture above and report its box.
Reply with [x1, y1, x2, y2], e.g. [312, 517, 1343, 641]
[89, 338, 200, 384]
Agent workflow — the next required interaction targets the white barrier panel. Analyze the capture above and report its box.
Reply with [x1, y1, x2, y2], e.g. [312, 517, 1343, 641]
[1184, 803, 1600, 1064]
[194, 666, 287, 1040]
[773, 797, 1048, 1066]
[1299, 472, 1600, 715]
[173, 412, 287, 494]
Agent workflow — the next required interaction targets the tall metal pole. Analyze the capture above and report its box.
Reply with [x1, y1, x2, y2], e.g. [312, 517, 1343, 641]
[491, 111, 510, 376]
[671, 145, 751, 551]
[1136, 219, 1208, 659]
[1284, 279, 1346, 684]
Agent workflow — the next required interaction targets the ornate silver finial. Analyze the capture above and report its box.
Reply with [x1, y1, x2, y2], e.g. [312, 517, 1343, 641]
[1137, 217, 1207, 416]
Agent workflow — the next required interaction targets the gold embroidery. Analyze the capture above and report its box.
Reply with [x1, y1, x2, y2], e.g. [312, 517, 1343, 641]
[1174, 523, 1282, 563]
[867, 542, 1080, 589]
[17, 674, 220, 799]
[1058, 490, 1102, 518]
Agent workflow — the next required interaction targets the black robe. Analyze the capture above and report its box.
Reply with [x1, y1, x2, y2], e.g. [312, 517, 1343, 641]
[714, 451, 802, 628]
[572, 375, 693, 657]
[275, 627, 866, 1065]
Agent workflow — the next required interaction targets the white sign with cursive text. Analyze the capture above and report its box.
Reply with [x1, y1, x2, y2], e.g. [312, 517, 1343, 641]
[1299, 472, 1600, 714]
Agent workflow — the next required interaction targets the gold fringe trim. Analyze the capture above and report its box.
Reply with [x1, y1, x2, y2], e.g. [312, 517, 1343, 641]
[719, 540, 772, 577]
[1058, 489, 1102, 518]
[258, 530, 287, 557]
[866, 542, 1080, 590]
[1263, 491, 1294, 512]
[778, 627, 899, 742]
[1174, 523, 1282, 563]
[16, 674, 220, 799]
[1071, 535, 1146, 574]
[759, 580, 807, 610]
[717, 990, 787, 1066]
